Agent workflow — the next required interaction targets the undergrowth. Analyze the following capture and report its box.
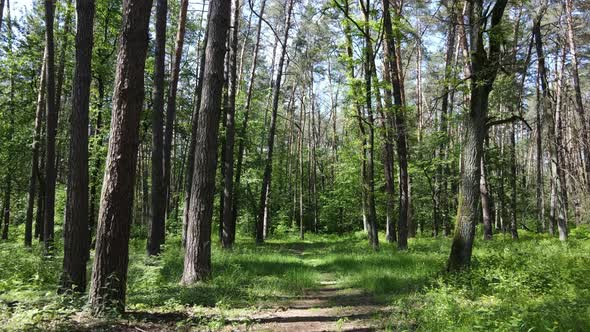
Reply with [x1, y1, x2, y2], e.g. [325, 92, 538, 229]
[1, 227, 589, 331]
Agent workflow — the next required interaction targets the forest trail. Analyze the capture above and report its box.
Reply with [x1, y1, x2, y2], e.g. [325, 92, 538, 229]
[224, 277, 390, 331]
[221, 245, 391, 331]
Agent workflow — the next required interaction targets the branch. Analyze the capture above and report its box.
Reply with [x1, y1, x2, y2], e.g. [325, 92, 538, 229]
[486, 115, 532, 130]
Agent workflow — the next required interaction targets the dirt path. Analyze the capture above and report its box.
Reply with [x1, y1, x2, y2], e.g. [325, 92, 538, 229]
[223, 277, 390, 331]
[221, 247, 392, 332]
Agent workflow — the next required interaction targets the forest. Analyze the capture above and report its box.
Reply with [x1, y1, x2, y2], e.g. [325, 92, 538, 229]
[0, 0, 589, 330]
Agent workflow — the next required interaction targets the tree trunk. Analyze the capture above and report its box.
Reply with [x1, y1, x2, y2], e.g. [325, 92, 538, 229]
[182, 21, 208, 248]
[26, 49, 47, 247]
[232, 0, 266, 231]
[181, 0, 231, 284]
[221, 0, 240, 249]
[448, 0, 508, 271]
[147, 0, 167, 256]
[382, 0, 407, 250]
[89, 0, 153, 315]
[164, 0, 189, 218]
[60, 0, 95, 293]
[256, 0, 294, 243]
[564, 0, 590, 192]
[480, 154, 492, 240]
[43, 0, 58, 253]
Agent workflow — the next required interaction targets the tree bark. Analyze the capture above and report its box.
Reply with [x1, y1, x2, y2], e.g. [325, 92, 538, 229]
[232, 0, 266, 232]
[25, 49, 47, 247]
[221, 0, 240, 249]
[164, 0, 189, 218]
[448, 0, 508, 271]
[181, 0, 231, 284]
[43, 0, 57, 253]
[60, 0, 95, 293]
[256, 0, 294, 243]
[564, 0, 590, 192]
[382, 0, 407, 250]
[147, 0, 167, 256]
[182, 19, 208, 248]
[89, 0, 153, 315]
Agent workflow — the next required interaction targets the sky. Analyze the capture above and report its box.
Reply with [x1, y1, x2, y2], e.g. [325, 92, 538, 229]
[10, 0, 33, 17]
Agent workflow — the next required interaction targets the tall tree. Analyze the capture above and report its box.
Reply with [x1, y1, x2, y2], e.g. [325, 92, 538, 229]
[564, 0, 590, 192]
[25, 48, 47, 247]
[43, 0, 57, 253]
[447, 0, 508, 271]
[256, 0, 295, 243]
[147, 0, 168, 256]
[60, 0, 95, 293]
[232, 0, 267, 230]
[221, 0, 240, 249]
[89, 0, 153, 314]
[164, 0, 189, 218]
[181, 0, 231, 284]
[382, 0, 408, 250]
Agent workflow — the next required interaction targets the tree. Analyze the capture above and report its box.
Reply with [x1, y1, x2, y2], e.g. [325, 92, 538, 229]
[564, 0, 590, 193]
[43, 0, 57, 253]
[60, 0, 95, 293]
[89, 0, 153, 314]
[232, 0, 267, 235]
[448, 0, 508, 271]
[382, 0, 409, 250]
[181, 0, 231, 284]
[164, 0, 189, 219]
[220, 0, 240, 249]
[147, 0, 167, 257]
[25, 48, 47, 247]
[256, 0, 295, 243]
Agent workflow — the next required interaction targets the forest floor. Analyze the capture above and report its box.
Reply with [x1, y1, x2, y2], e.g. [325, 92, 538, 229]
[1, 229, 590, 331]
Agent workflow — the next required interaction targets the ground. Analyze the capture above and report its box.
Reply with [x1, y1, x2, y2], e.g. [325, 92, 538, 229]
[1, 229, 590, 331]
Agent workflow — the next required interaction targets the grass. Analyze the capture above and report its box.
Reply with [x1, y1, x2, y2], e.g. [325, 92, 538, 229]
[1, 228, 589, 331]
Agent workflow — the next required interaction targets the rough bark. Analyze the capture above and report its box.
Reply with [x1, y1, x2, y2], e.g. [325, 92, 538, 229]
[383, 0, 407, 250]
[89, 0, 153, 315]
[221, 0, 240, 249]
[448, 0, 508, 271]
[60, 0, 95, 293]
[182, 21, 208, 248]
[181, 0, 231, 284]
[147, 0, 167, 256]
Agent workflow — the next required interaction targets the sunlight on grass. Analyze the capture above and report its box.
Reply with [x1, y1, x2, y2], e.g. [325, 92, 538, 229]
[1, 229, 590, 330]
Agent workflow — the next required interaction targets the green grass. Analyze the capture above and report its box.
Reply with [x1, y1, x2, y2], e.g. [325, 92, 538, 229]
[1, 228, 589, 331]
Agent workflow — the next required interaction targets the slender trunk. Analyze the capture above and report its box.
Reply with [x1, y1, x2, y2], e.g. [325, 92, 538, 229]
[182, 0, 231, 284]
[299, 98, 306, 240]
[43, 0, 57, 253]
[564, 0, 590, 192]
[232, 0, 267, 230]
[89, 0, 153, 314]
[164, 0, 189, 218]
[26, 50, 47, 247]
[256, 0, 294, 243]
[147, 0, 167, 256]
[221, 0, 240, 249]
[61, 0, 94, 293]
[533, 14, 548, 234]
[480, 153, 492, 240]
